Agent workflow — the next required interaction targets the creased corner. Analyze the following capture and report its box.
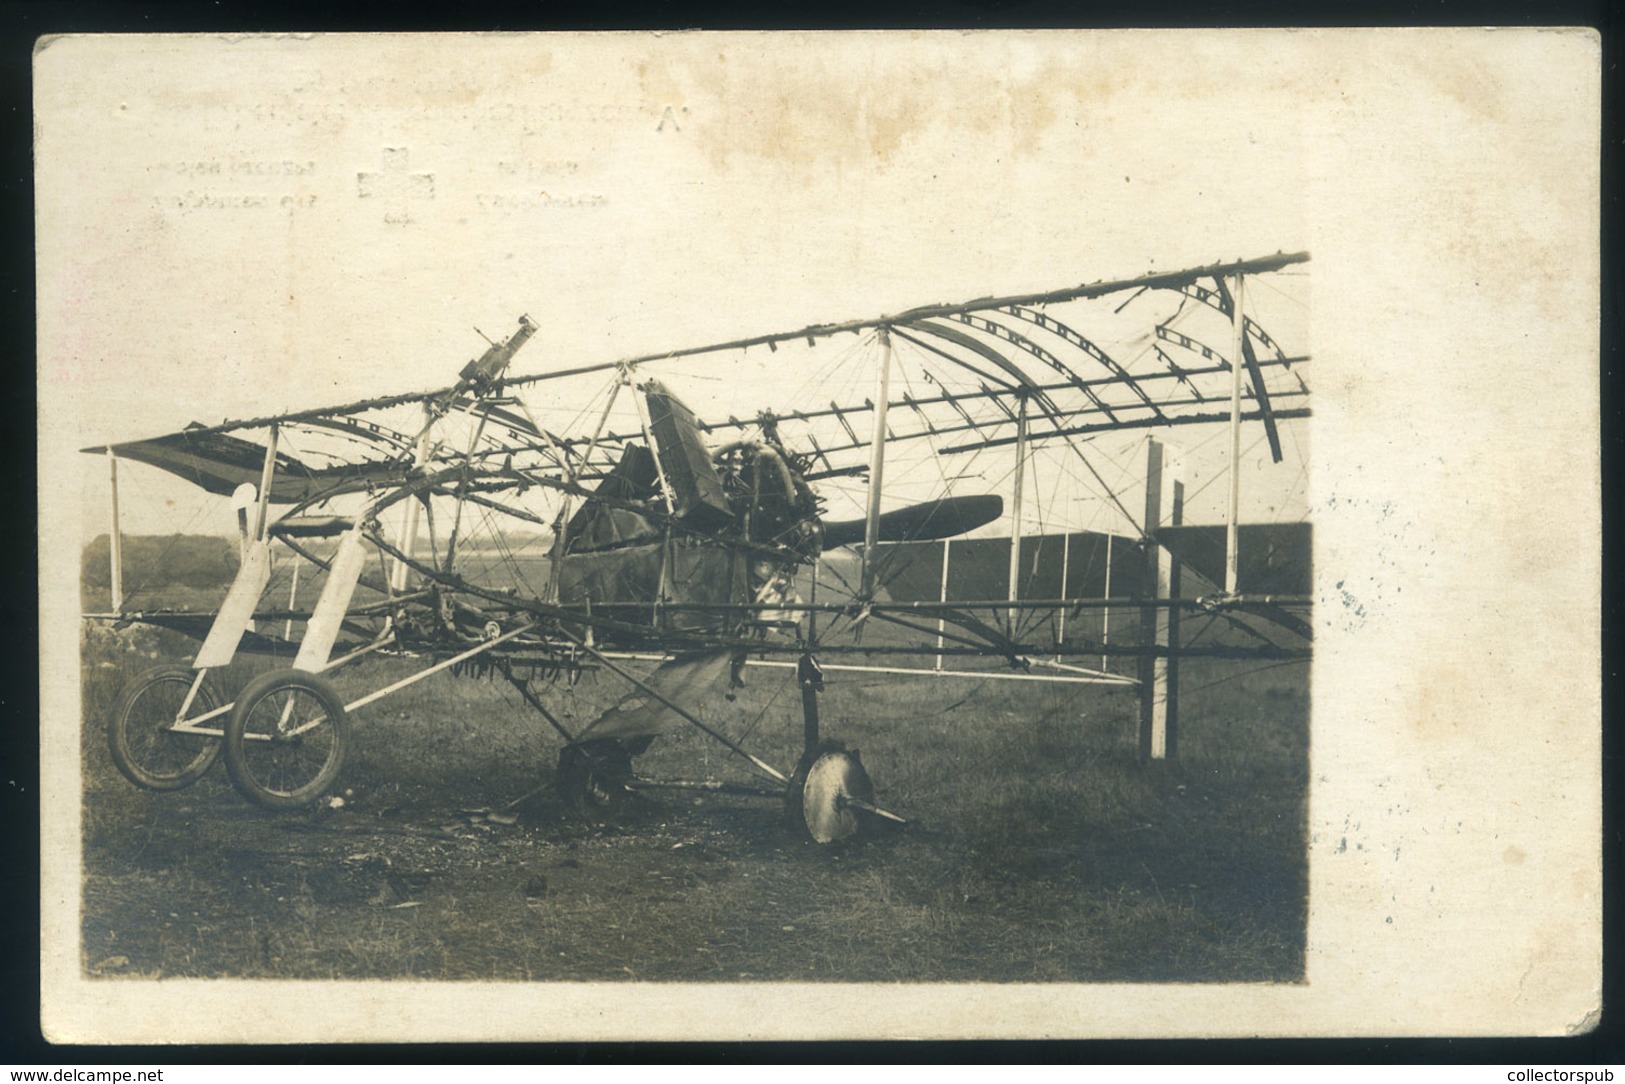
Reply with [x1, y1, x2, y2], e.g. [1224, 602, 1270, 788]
[1565, 1005, 1603, 1037]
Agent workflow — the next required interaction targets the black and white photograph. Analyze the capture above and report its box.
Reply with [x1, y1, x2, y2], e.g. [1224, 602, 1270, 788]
[36, 30, 1598, 1041]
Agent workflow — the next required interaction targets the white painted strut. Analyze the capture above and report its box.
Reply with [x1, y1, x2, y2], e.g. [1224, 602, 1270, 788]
[293, 521, 371, 673]
[192, 539, 274, 670]
[1225, 272, 1245, 595]
[861, 327, 894, 599]
[105, 449, 123, 613]
[1007, 393, 1029, 605]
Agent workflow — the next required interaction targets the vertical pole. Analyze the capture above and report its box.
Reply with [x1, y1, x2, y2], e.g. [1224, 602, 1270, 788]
[1226, 272, 1245, 595]
[1164, 476, 1184, 759]
[284, 560, 300, 641]
[1007, 393, 1029, 607]
[245, 430, 274, 643]
[394, 405, 431, 592]
[1101, 534, 1112, 672]
[1057, 530, 1071, 659]
[861, 327, 894, 598]
[798, 653, 823, 754]
[935, 537, 951, 672]
[798, 559, 817, 754]
[807, 555, 820, 646]
[1139, 447, 1184, 759]
[1146, 449, 1183, 760]
[252, 425, 279, 542]
[633, 377, 678, 633]
[105, 449, 123, 613]
[1138, 439, 1164, 764]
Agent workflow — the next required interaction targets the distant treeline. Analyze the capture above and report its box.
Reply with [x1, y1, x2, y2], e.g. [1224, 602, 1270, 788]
[82, 533, 240, 591]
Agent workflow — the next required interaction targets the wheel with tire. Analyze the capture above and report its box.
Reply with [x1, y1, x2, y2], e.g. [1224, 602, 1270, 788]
[785, 740, 875, 844]
[107, 665, 222, 791]
[222, 668, 350, 809]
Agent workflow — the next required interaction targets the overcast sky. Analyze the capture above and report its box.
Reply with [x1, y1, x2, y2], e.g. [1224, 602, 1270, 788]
[43, 32, 1316, 541]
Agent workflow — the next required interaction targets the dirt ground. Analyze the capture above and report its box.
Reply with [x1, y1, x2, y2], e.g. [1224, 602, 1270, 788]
[80, 629, 1309, 984]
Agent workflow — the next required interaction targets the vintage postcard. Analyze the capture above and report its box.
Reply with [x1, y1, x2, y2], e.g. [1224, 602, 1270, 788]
[36, 29, 1599, 1041]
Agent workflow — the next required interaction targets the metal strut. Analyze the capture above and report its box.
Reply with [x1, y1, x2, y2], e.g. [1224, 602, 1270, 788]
[555, 629, 789, 785]
[1225, 273, 1245, 593]
[861, 327, 895, 599]
[1212, 275, 1283, 463]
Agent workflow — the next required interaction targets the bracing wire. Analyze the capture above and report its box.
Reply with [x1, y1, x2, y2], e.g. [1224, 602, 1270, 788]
[1145, 655, 1309, 709]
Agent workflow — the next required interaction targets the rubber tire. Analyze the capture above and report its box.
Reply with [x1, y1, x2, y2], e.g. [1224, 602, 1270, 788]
[107, 665, 222, 791]
[222, 668, 350, 810]
[785, 739, 876, 844]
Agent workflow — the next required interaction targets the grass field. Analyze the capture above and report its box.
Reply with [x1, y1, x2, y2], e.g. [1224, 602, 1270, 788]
[78, 614, 1308, 983]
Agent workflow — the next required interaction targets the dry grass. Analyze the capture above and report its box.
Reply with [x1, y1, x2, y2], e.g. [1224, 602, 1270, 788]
[80, 616, 1307, 984]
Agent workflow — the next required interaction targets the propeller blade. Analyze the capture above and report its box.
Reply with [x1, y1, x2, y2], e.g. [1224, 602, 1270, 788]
[821, 494, 1003, 550]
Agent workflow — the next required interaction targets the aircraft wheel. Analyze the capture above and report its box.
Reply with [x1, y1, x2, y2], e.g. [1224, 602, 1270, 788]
[786, 740, 875, 844]
[107, 665, 222, 791]
[222, 669, 350, 810]
[557, 739, 636, 824]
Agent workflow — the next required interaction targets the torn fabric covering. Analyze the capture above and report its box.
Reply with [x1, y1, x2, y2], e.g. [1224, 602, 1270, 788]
[555, 537, 747, 632]
[663, 539, 748, 631]
[564, 443, 661, 553]
[87, 427, 406, 503]
[556, 542, 665, 609]
[576, 650, 738, 741]
[566, 505, 662, 553]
